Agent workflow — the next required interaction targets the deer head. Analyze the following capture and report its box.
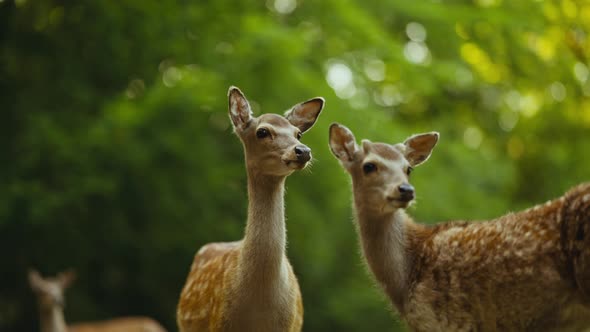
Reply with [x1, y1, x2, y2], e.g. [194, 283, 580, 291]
[29, 269, 76, 310]
[228, 86, 324, 177]
[329, 123, 439, 215]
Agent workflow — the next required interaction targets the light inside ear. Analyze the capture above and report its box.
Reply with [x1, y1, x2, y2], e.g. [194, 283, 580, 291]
[228, 86, 253, 129]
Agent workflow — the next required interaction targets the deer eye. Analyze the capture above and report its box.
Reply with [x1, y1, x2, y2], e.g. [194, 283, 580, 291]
[296, 132, 302, 140]
[406, 166, 413, 176]
[256, 128, 270, 139]
[363, 162, 377, 174]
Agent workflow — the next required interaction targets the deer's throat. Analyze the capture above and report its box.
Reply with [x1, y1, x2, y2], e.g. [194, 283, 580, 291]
[357, 208, 411, 313]
[239, 171, 287, 281]
[39, 305, 67, 332]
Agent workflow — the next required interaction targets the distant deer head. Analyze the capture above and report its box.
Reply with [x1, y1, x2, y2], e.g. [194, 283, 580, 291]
[30, 269, 167, 332]
[329, 123, 439, 215]
[29, 269, 76, 311]
[229, 87, 324, 177]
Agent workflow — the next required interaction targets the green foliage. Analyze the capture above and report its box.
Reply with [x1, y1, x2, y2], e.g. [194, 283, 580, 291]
[1, 0, 589, 331]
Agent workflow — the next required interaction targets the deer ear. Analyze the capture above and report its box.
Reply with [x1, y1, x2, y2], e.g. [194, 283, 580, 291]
[285, 97, 324, 133]
[403, 132, 439, 166]
[329, 123, 358, 166]
[28, 269, 44, 292]
[58, 269, 77, 289]
[228, 86, 253, 131]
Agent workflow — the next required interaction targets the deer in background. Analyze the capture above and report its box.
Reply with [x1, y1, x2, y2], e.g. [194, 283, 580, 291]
[329, 123, 590, 331]
[176, 87, 324, 332]
[28, 269, 167, 332]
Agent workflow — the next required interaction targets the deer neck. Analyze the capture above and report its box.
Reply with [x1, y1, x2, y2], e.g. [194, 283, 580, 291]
[355, 200, 412, 313]
[38, 305, 67, 332]
[239, 167, 287, 286]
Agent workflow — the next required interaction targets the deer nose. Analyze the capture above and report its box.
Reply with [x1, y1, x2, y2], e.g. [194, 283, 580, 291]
[294, 145, 311, 162]
[398, 183, 415, 200]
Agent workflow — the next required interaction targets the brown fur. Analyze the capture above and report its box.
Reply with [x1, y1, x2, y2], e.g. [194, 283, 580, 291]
[402, 188, 590, 331]
[329, 123, 590, 331]
[176, 240, 303, 332]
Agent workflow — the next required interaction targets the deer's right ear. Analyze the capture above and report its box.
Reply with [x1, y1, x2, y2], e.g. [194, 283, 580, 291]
[228, 86, 253, 131]
[284, 97, 324, 133]
[58, 269, 77, 289]
[329, 123, 358, 166]
[28, 269, 44, 292]
[403, 132, 439, 166]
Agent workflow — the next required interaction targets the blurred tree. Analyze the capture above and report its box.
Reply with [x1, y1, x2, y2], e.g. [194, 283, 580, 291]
[1, 0, 588, 331]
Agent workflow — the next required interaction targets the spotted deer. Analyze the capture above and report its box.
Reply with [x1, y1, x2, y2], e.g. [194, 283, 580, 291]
[329, 123, 590, 331]
[176, 87, 324, 332]
[28, 269, 167, 332]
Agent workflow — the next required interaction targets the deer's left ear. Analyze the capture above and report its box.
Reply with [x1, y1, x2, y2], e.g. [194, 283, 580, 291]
[285, 97, 324, 133]
[28, 269, 44, 292]
[403, 132, 439, 166]
[329, 123, 359, 167]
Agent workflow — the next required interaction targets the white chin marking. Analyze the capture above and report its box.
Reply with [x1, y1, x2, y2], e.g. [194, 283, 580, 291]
[286, 161, 307, 169]
[391, 200, 410, 209]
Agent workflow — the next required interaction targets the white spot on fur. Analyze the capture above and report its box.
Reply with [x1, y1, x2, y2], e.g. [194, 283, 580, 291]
[583, 194, 590, 203]
[198, 309, 207, 318]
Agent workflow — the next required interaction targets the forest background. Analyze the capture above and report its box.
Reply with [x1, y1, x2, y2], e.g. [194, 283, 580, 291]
[1, 0, 589, 331]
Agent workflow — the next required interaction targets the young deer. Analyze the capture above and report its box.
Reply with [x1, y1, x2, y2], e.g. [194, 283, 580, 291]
[329, 123, 590, 331]
[28, 269, 167, 332]
[176, 87, 324, 332]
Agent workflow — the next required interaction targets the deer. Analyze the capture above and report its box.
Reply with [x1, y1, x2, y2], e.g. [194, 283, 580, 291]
[28, 269, 167, 332]
[176, 86, 324, 332]
[328, 122, 590, 331]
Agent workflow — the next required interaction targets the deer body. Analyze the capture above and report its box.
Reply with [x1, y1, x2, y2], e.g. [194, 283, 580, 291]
[329, 123, 590, 331]
[176, 87, 323, 332]
[28, 270, 167, 332]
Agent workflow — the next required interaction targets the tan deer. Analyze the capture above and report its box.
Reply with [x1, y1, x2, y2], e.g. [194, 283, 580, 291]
[176, 87, 324, 332]
[329, 123, 590, 331]
[28, 269, 167, 332]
